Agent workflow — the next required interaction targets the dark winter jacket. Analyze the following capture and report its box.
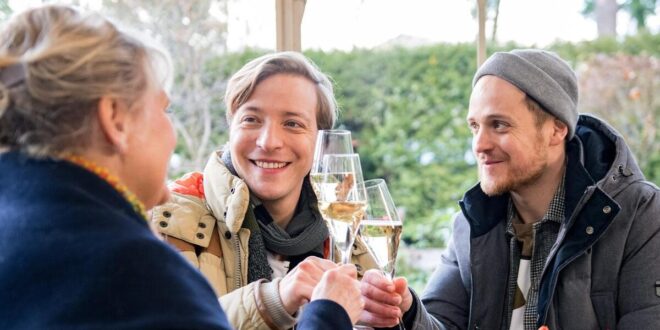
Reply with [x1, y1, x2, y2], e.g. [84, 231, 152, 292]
[408, 114, 660, 330]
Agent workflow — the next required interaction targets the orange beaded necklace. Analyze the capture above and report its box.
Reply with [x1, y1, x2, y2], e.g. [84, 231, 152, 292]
[63, 154, 148, 221]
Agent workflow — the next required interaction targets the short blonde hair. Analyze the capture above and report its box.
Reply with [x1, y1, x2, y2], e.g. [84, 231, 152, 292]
[0, 5, 171, 157]
[224, 51, 338, 130]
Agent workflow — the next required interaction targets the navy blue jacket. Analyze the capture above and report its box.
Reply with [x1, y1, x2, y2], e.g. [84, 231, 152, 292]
[0, 151, 352, 330]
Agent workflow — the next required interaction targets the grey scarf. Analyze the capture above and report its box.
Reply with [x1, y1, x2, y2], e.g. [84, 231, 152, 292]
[221, 152, 328, 282]
[253, 179, 328, 257]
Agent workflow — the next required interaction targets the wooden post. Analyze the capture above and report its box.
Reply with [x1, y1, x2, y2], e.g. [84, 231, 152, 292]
[476, 0, 487, 67]
[276, 0, 306, 52]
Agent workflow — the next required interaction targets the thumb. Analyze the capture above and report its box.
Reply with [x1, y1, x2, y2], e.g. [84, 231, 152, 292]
[392, 276, 408, 295]
[336, 263, 358, 278]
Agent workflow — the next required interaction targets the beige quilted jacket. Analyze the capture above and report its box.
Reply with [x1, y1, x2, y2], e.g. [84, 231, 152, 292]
[151, 152, 377, 330]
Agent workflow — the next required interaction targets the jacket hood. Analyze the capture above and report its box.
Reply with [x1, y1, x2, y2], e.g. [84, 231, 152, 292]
[575, 114, 645, 197]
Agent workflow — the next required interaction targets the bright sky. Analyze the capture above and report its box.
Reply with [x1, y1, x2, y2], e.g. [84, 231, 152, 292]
[8, 0, 660, 51]
[227, 0, 659, 51]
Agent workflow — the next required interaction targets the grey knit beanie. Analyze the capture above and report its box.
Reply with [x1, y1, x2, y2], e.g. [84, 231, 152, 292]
[473, 49, 579, 139]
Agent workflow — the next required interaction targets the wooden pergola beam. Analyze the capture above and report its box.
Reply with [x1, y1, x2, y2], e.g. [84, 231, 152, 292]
[276, 0, 306, 52]
[476, 0, 487, 67]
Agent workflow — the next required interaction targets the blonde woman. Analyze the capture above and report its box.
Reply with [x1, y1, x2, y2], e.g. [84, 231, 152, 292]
[0, 5, 363, 329]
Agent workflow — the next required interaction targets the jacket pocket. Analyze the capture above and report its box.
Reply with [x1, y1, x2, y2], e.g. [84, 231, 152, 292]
[591, 291, 616, 330]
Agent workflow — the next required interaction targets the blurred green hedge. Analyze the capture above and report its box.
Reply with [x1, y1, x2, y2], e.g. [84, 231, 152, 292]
[203, 33, 659, 249]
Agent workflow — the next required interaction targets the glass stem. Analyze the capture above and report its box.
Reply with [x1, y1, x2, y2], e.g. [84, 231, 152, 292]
[328, 235, 335, 261]
[341, 249, 351, 264]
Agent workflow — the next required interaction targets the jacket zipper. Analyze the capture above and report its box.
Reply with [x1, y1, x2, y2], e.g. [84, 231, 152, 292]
[537, 193, 591, 326]
[539, 239, 600, 325]
[540, 187, 594, 279]
[233, 233, 242, 289]
[538, 187, 617, 325]
[535, 187, 593, 327]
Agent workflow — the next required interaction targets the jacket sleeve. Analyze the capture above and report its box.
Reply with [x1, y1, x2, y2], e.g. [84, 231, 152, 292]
[151, 192, 228, 294]
[617, 184, 660, 329]
[220, 279, 297, 330]
[151, 192, 216, 248]
[297, 300, 352, 330]
[219, 238, 377, 330]
[407, 213, 471, 330]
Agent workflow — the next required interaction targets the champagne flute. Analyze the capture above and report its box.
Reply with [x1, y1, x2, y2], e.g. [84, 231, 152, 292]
[310, 130, 354, 261]
[360, 178, 404, 330]
[312, 154, 367, 264]
[360, 179, 402, 279]
[311, 129, 354, 176]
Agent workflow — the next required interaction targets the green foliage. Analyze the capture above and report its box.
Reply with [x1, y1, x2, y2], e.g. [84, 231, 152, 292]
[306, 45, 479, 248]
[301, 34, 659, 249]
[550, 32, 660, 61]
[205, 48, 267, 80]
[0, 0, 11, 21]
[622, 0, 658, 29]
[395, 251, 431, 293]
[581, 0, 657, 31]
[200, 49, 268, 143]
[581, 0, 597, 17]
[550, 34, 659, 188]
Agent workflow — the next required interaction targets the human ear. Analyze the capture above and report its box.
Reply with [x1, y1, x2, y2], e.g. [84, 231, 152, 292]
[549, 119, 568, 146]
[96, 96, 130, 154]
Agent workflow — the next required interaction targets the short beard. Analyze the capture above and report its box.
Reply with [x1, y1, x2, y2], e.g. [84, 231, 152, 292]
[480, 163, 546, 196]
[478, 134, 548, 197]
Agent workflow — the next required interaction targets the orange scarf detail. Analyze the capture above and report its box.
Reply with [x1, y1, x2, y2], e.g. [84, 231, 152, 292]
[63, 154, 148, 221]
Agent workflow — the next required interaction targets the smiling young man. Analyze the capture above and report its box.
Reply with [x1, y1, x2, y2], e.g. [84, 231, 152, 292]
[151, 52, 375, 330]
[360, 49, 660, 329]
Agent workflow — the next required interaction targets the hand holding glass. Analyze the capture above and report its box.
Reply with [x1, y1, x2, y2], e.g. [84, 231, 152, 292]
[359, 178, 404, 330]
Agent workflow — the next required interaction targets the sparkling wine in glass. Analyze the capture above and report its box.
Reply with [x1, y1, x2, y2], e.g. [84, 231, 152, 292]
[360, 179, 403, 279]
[312, 154, 367, 264]
[310, 130, 354, 262]
[311, 129, 354, 198]
[360, 178, 404, 330]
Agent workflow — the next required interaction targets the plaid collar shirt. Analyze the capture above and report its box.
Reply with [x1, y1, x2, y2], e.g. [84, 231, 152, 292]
[503, 177, 566, 330]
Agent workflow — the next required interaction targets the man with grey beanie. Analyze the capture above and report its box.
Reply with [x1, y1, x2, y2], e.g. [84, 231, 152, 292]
[359, 49, 660, 330]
